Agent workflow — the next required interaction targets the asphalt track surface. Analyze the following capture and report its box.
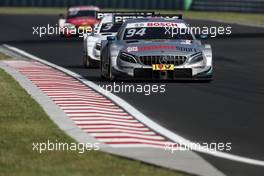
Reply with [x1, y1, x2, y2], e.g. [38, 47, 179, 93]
[1, 14, 264, 176]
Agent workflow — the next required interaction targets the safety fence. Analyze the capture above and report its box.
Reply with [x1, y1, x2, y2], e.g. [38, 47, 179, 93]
[0, 0, 187, 10]
[0, 0, 263, 13]
[191, 0, 264, 13]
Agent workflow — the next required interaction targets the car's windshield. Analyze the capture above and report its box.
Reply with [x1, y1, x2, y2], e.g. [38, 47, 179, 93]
[100, 23, 122, 33]
[123, 22, 193, 40]
[67, 10, 96, 19]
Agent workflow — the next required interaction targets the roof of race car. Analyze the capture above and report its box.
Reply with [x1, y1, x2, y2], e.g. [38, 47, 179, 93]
[68, 6, 100, 12]
[123, 17, 186, 24]
[122, 17, 188, 29]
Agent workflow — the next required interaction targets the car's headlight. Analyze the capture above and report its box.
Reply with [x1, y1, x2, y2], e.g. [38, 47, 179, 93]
[95, 43, 101, 50]
[189, 53, 204, 64]
[119, 52, 137, 63]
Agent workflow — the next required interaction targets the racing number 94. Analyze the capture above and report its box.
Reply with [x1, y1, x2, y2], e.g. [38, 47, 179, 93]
[126, 28, 146, 38]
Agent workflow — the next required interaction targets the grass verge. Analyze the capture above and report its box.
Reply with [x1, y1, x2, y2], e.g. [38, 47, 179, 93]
[0, 54, 188, 176]
[0, 7, 65, 15]
[0, 53, 11, 60]
[0, 7, 263, 26]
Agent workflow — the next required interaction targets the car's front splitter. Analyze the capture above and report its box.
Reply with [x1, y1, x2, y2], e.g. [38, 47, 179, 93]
[112, 66, 212, 81]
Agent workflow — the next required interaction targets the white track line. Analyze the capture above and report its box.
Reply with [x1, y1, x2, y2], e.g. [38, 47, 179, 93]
[68, 113, 131, 119]
[60, 106, 124, 112]
[90, 133, 165, 140]
[79, 125, 150, 131]
[83, 129, 156, 135]
[4, 44, 264, 167]
[73, 118, 138, 123]
[75, 121, 144, 127]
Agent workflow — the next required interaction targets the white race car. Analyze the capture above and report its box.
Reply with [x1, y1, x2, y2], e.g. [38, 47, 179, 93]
[83, 12, 154, 68]
[83, 14, 122, 68]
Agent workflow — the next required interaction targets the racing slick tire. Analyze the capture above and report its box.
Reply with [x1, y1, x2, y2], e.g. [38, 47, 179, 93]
[83, 54, 97, 68]
[100, 45, 116, 81]
[100, 48, 107, 79]
[101, 54, 115, 81]
[100, 60, 107, 80]
[107, 59, 115, 81]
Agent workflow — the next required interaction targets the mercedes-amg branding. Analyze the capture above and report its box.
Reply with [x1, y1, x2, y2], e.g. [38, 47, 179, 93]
[159, 56, 169, 64]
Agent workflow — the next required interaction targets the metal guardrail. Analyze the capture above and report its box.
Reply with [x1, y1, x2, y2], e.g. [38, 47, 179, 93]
[192, 0, 264, 13]
[0, 0, 185, 10]
[1, 0, 263, 13]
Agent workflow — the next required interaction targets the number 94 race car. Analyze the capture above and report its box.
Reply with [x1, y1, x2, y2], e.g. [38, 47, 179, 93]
[100, 16, 213, 81]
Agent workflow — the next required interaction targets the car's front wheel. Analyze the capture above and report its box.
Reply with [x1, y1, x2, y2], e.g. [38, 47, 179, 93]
[107, 60, 115, 81]
[83, 54, 96, 68]
[100, 60, 107, 79]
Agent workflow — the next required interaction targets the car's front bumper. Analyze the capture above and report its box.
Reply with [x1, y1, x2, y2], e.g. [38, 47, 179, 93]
[113, 59, 213, 80]
[113, 67, 212, 80]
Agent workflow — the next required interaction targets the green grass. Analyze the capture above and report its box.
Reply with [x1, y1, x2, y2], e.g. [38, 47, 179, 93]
[0, 53, 11, 60]
[0, 54, 188, 176]
[0, 7, 263, 26]
[0, 7, 65, 15]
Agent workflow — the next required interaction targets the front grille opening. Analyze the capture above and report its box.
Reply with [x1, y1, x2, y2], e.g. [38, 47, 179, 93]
[139, 55, 187, 66]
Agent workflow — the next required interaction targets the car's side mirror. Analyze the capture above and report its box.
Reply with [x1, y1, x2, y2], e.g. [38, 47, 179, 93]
[107, 36, 116, 41]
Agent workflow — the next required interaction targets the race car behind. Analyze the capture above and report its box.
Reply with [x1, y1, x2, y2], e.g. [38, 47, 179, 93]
[59, 6, 100, 37]
[83, 12, 154, 68]
[83, 13, 122, 67]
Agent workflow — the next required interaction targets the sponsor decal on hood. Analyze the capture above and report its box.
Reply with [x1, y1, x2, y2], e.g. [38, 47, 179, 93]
[126, 45, 196, 53]
[127, 22, 187, 28]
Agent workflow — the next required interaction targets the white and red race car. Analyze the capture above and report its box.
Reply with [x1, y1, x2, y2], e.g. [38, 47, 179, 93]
[59, 6, 100, 37]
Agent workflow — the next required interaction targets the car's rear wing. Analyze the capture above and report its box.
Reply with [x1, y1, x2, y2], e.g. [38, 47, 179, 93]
[153, 14, 183, 19]
[113, 12, 154, 23]
[96, 11, 154, 20]
[96, 11, 112, 20]
[113, 13, 183, 23]
[96, 11, 182, 22]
